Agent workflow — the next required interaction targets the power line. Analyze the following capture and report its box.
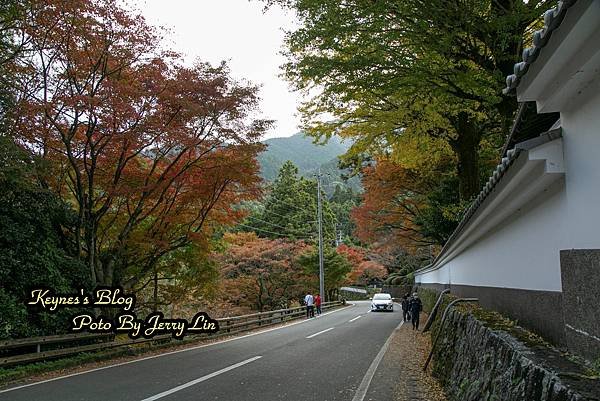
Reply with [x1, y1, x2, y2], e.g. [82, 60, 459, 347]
[259, 207, 318, 224]
[263, 196, 311, 212]
[239, 197, 308, 213]
[236, 223, 315, 240]
[246, 215, 315, 237]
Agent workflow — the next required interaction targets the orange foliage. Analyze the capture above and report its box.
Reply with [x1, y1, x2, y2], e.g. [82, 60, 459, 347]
[9, 0, 271, 288]
[337, 244, 386, 285]
[337, 244, 366, 267]
[216, 233, 313, 312]
[351, 159, 428, 251]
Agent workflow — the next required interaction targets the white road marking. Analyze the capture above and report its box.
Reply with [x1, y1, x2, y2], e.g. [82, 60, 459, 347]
[0, 304, 354, 394]
[366, 310, 371, 313]
[140, 356, 262, 401]
[348, 315, 362, 323]
[306, 327, 335, 339]
[566, 324, 600, 343]
[351, 320, 404, 401]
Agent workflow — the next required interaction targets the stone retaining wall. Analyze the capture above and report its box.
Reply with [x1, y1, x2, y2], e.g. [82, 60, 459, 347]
[429, 303, 600, 400]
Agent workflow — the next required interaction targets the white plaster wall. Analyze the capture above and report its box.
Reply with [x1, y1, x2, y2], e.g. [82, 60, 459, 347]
[417, 68, 600, 292]
[561, 85, 600, 249]
[418, 181, 567, 291]
[416, 264, 450, 285]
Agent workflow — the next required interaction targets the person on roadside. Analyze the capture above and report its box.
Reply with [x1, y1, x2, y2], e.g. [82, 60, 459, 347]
[314, 293, 322, 316]
[304, 293, 315, 318]
[409, 292, 423, 330]
[401, 294, 411, 322]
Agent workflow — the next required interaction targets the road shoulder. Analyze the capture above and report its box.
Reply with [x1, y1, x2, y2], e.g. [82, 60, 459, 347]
[364, 312, 447, 401]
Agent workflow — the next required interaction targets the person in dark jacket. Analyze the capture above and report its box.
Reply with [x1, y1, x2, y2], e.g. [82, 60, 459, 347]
[401, 294, 411, 322]
[408, 293, 423, 330]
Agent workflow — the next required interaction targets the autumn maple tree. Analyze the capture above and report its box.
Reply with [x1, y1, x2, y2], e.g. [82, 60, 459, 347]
[8, 0, 270, 289]
[216, 232, 312, 312]
[351, 159, 458, 249]
[337, 244, 386, 286]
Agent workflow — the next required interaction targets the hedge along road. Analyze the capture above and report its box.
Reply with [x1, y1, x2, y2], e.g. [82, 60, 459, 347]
[0, 301, 403, 401]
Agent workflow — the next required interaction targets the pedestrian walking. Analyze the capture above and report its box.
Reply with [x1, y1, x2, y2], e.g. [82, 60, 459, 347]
[314, 293, 322, 315]
[304, 293, 315, 318]
[408, 292, 423, 330]
[401, 294, 411, 322]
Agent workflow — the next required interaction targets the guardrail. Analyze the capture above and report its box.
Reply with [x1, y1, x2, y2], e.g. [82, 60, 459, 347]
[0, 301, 344, 368]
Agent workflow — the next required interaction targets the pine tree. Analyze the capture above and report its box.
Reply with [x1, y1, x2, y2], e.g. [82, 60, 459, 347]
[246, 161, 337, 243]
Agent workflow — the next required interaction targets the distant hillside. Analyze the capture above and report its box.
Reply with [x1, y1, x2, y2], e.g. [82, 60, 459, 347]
[258, 133, 361, 193]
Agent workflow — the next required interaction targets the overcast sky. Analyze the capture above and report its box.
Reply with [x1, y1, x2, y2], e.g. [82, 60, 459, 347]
[133, 0, 301, 139]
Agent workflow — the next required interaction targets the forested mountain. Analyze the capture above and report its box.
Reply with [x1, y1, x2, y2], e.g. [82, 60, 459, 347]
[258, 133, 361, 193]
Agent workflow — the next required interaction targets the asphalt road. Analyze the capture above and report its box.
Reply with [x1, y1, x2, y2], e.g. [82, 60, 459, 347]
[0, 301, 404, 401]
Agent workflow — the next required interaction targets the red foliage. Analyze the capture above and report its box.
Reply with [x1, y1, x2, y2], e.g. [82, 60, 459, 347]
[337, 244, 386, 286]
[9, 0, 271, 287]
[352, 261, 387, 284]
[351, 160, 426, 251]
[216, 233, 313, 312]
[337, 244, 365, 267]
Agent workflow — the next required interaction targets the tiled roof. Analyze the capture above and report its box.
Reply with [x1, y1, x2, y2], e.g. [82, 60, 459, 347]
[415, 128, 563, 275]
[445, 147, 521, 245]
[503, 0, 579, 95]
[413, 146, 521, 275]
[451, 128, 562, 247]
[501, 102, 559, 157]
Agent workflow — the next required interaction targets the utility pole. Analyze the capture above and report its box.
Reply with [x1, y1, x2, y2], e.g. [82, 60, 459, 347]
[316, 169, 325, 302]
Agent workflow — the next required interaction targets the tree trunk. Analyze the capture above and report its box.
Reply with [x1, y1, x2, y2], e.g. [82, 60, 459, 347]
[153, 269, 158, 313]
[257, 275, 265, 312]
[452, 112, 482, 200]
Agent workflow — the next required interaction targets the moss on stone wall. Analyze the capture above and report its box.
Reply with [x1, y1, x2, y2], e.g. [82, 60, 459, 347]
[424, 294, 600, 401]
[417, 287, 440, 312]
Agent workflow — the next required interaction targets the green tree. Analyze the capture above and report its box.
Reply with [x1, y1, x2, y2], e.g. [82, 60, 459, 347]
[265, 0, 552, 200]
[297, 246, 352, 300]
[328, 184, 360, 245]
[246, 161, 336, 243]
[0, 0, 26, 124]
[0, 137, 89, 338]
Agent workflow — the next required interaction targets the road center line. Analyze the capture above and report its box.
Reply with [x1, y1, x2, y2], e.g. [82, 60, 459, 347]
[352, 320, 404, 401]
[349, 315, 362, 323]
[0, 304, 354, 395]
[140, 356, 262, 401]
[306, 327, 334, 339]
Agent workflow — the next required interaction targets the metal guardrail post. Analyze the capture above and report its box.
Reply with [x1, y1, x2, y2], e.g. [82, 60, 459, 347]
[423, 298, 479, 371]
[422, 289, 450, 333]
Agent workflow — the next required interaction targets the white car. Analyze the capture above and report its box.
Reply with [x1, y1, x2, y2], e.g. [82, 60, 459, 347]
[370, 293, 394, 312]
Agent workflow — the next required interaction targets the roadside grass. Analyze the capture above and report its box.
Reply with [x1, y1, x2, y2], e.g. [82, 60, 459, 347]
[0, 348, 132, 384]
